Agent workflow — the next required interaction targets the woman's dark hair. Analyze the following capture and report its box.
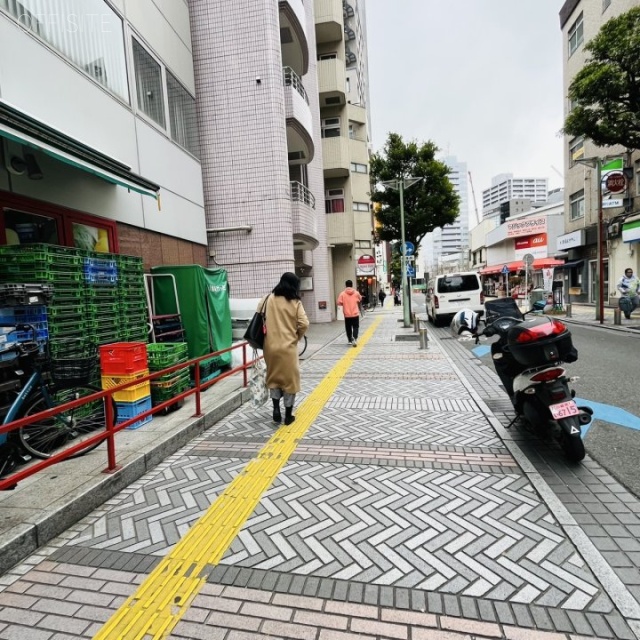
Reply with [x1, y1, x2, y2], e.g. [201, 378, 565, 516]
[273, 272, 301, 300]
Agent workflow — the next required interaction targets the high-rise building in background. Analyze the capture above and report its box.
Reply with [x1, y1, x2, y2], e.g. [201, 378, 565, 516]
[316, 0, 376, 302]
[420, 157, 469, 275]
[482, 174, 548, 219]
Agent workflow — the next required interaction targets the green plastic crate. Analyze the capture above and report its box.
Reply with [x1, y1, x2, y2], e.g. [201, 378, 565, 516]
[146, 343, 189, 371]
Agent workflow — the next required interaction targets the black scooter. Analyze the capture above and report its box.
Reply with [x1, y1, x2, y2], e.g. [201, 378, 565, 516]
[478, 298, 592, 462]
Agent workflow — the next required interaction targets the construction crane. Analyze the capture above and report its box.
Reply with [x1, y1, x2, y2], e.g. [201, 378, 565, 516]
[468, 171, 480, 228]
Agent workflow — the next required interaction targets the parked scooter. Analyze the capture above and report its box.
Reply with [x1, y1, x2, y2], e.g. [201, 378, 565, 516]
[452, 298, 592, 462]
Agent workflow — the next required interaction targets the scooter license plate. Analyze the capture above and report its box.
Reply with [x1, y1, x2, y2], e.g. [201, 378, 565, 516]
[550, 400, 580, 420]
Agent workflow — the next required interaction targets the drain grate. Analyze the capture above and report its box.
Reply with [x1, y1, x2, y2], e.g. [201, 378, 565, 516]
[395, 334, 419, 341]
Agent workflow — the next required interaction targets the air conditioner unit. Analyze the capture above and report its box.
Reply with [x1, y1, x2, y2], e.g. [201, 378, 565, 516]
[608, 222, 621, 238]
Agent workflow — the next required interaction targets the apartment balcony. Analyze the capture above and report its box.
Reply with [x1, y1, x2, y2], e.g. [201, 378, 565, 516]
[327, 212, 354, 246]
[317, 57, 346, 108]
[322, 135, 350, 178]
[284, 67, 314, 164]
[315, 0, 343, 44]
[279, 0, 309, 76]
[291, 182, 319, 251]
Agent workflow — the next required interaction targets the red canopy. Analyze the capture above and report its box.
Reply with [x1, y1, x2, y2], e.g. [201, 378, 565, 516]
[479, 258, 565, 276]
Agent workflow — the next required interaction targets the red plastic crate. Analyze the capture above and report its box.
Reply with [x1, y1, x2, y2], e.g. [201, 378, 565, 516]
[99, 342, 148, 375]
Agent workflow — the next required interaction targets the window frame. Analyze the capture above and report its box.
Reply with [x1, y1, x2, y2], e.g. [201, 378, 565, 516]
[353, 201, 369, 212]
[321, 117, 341, 138]
[166, 70, 199, 158]
[569, 189, 585, 221]
[568, 13, 584, 57]
[350, 162, 368, 174]
[325, 188, 345, 214]
[0, 190, 119, 251]
[132, 36, 167, 130]
[569, 136, 584, 167]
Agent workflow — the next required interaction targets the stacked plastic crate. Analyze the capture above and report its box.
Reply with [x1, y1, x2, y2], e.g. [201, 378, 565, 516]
[0, 244, 83, 357]
[146, 343, 189, 414]
[83, 255, 120, 351]
[99, 342, 152, 429]
[116, 255, 148, 344]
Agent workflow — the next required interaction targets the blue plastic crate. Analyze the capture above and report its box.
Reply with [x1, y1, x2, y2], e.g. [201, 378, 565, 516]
[83, 257, 118, 271]
[84, 272, 118, 285]
[5, 321, 48, 344]
[0, 305, 47, 324]
[116, 395, 153, 430]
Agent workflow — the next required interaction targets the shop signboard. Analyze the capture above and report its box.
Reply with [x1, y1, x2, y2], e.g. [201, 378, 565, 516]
[506, 215, 547, 238]
[356, 254, 376, 275]
[557, 229, 584, 252]
[514, 233, 547, 259]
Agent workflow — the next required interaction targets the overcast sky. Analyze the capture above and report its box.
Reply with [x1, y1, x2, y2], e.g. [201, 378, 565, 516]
[365, 0, 565, 221]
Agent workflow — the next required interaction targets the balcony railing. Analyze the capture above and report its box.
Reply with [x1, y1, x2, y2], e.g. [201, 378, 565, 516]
[290, 181, 316, 209]
[283, 66, 309, 104]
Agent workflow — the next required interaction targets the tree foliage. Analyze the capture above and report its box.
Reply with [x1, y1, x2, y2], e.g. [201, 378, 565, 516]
[370, 133, 460, 250]
[564, 7, 640, 150]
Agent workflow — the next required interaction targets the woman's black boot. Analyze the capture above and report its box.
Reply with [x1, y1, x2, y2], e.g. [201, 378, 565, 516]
[272, 399, 281, 424]
[284, 406, 295, 426]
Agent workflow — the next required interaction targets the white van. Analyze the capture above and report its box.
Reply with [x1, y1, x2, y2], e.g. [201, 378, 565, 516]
[426, 272, 484, 327]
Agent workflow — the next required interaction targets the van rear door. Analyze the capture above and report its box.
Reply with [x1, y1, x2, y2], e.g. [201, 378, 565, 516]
[437, 274, 481, 311]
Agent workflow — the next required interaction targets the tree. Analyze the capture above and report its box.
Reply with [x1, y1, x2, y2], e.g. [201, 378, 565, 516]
[370, 133, 460, 252]
[564, 7, 640, 150]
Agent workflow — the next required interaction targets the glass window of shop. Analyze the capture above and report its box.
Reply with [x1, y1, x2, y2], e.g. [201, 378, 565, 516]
[132, 38, 165, 128]
[167, 71, 199, 158]
[0, 0, 129, 102]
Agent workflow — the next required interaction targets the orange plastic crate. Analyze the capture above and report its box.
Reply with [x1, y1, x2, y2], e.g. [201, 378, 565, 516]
[99, 342, 148, 375]
[101, 369, 151, 403]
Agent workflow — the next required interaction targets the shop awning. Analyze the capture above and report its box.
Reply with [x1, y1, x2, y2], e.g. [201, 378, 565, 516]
[0, 99, 160, 200]
[555, 260, 584, 270]
[622, 214, 640, 243]
[479, 258, 565, 276]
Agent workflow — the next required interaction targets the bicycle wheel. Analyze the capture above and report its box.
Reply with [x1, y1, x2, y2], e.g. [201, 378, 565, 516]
[19, 385, 115, 459]
[298, 335, 308, 357]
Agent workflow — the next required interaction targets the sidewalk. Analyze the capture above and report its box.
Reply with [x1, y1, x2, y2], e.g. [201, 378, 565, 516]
[0, 308, 639, 639]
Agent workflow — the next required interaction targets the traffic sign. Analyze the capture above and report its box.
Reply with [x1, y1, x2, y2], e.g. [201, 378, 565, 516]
[523, 253, 535, 267]
[501, 264, 510, 274]
[406, 265, 415, 277]
[605, 171, 626, 194]
[402, 242, 415, 256]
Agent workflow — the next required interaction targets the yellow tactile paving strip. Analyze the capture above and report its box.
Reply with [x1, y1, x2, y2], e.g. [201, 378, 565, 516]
[94, 318, 382, 640]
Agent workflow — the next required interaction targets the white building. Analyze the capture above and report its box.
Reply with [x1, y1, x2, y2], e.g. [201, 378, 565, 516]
[420, 156, 469, 276]
[0, 0, 206, 263]
[482, 174, 548, 218]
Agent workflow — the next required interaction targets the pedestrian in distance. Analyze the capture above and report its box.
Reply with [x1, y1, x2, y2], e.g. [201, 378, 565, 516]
[258, 272, 309, 425]
[337, 279, 363, 347]
[378, 289, 386, 308]
[393, 289, 401, 306]
[616, 267, 640, 319]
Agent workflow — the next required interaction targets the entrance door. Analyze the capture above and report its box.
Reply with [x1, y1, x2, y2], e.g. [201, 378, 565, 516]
[589, 259, 609, 303]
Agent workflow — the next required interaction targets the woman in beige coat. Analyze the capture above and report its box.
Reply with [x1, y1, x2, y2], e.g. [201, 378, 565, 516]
[258, 273, 309, 425]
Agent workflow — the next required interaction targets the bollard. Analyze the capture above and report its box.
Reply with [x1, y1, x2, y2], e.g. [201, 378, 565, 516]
[419, 326, 428, 349]
[413, 313, 420, 332]
[614, 308, 622, 325]
[565, 303, 571, 318]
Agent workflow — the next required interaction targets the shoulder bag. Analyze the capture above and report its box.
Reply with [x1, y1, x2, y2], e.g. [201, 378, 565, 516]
[243, 295, 270, 350]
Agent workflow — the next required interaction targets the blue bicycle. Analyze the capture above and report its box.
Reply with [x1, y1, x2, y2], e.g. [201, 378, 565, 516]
[0, 325, 115, 476]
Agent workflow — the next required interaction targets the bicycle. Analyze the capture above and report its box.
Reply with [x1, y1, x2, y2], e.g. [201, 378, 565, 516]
[0, 325, 115, 464]
[298, 335, 308, 357]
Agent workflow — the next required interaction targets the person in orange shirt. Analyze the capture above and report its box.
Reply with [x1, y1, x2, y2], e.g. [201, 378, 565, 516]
[337, 280, 363, 347]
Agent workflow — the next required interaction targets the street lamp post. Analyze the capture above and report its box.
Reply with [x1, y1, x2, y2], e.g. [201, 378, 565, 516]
[381, 177, 422, 328]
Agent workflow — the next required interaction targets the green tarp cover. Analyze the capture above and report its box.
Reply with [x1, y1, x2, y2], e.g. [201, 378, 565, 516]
[150, 265, 232, 369]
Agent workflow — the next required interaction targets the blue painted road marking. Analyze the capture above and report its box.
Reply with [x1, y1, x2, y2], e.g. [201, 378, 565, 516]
[574, 398, 640, 438]
[472, 345, 491, 358]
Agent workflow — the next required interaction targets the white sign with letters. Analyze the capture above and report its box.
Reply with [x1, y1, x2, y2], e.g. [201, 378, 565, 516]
[556, 229, 584, 251]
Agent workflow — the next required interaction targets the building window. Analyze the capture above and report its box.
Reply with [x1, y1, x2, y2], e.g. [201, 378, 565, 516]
[602, 0, 611, 12]
[568, 13, 584, 57]
[570, 189, 585, 220]
[325, 188, 345, 213]
[0, 0, 129, 101]
[132, 38, 165, 128]
[167, 72, 199, 157]
[353, 202, 369, 211]
[350, 162, 367, 174]
[321, 117, 340, 138]
[318, 52, 337, 60]
[569, 137, 584, 166]
[355, 240, 371, 249]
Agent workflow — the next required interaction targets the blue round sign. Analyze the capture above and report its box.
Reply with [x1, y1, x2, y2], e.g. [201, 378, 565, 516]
[403, 242, 415, 256]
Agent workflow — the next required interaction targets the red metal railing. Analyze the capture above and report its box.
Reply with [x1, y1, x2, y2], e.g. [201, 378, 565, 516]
[0, 342, 258, 491]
